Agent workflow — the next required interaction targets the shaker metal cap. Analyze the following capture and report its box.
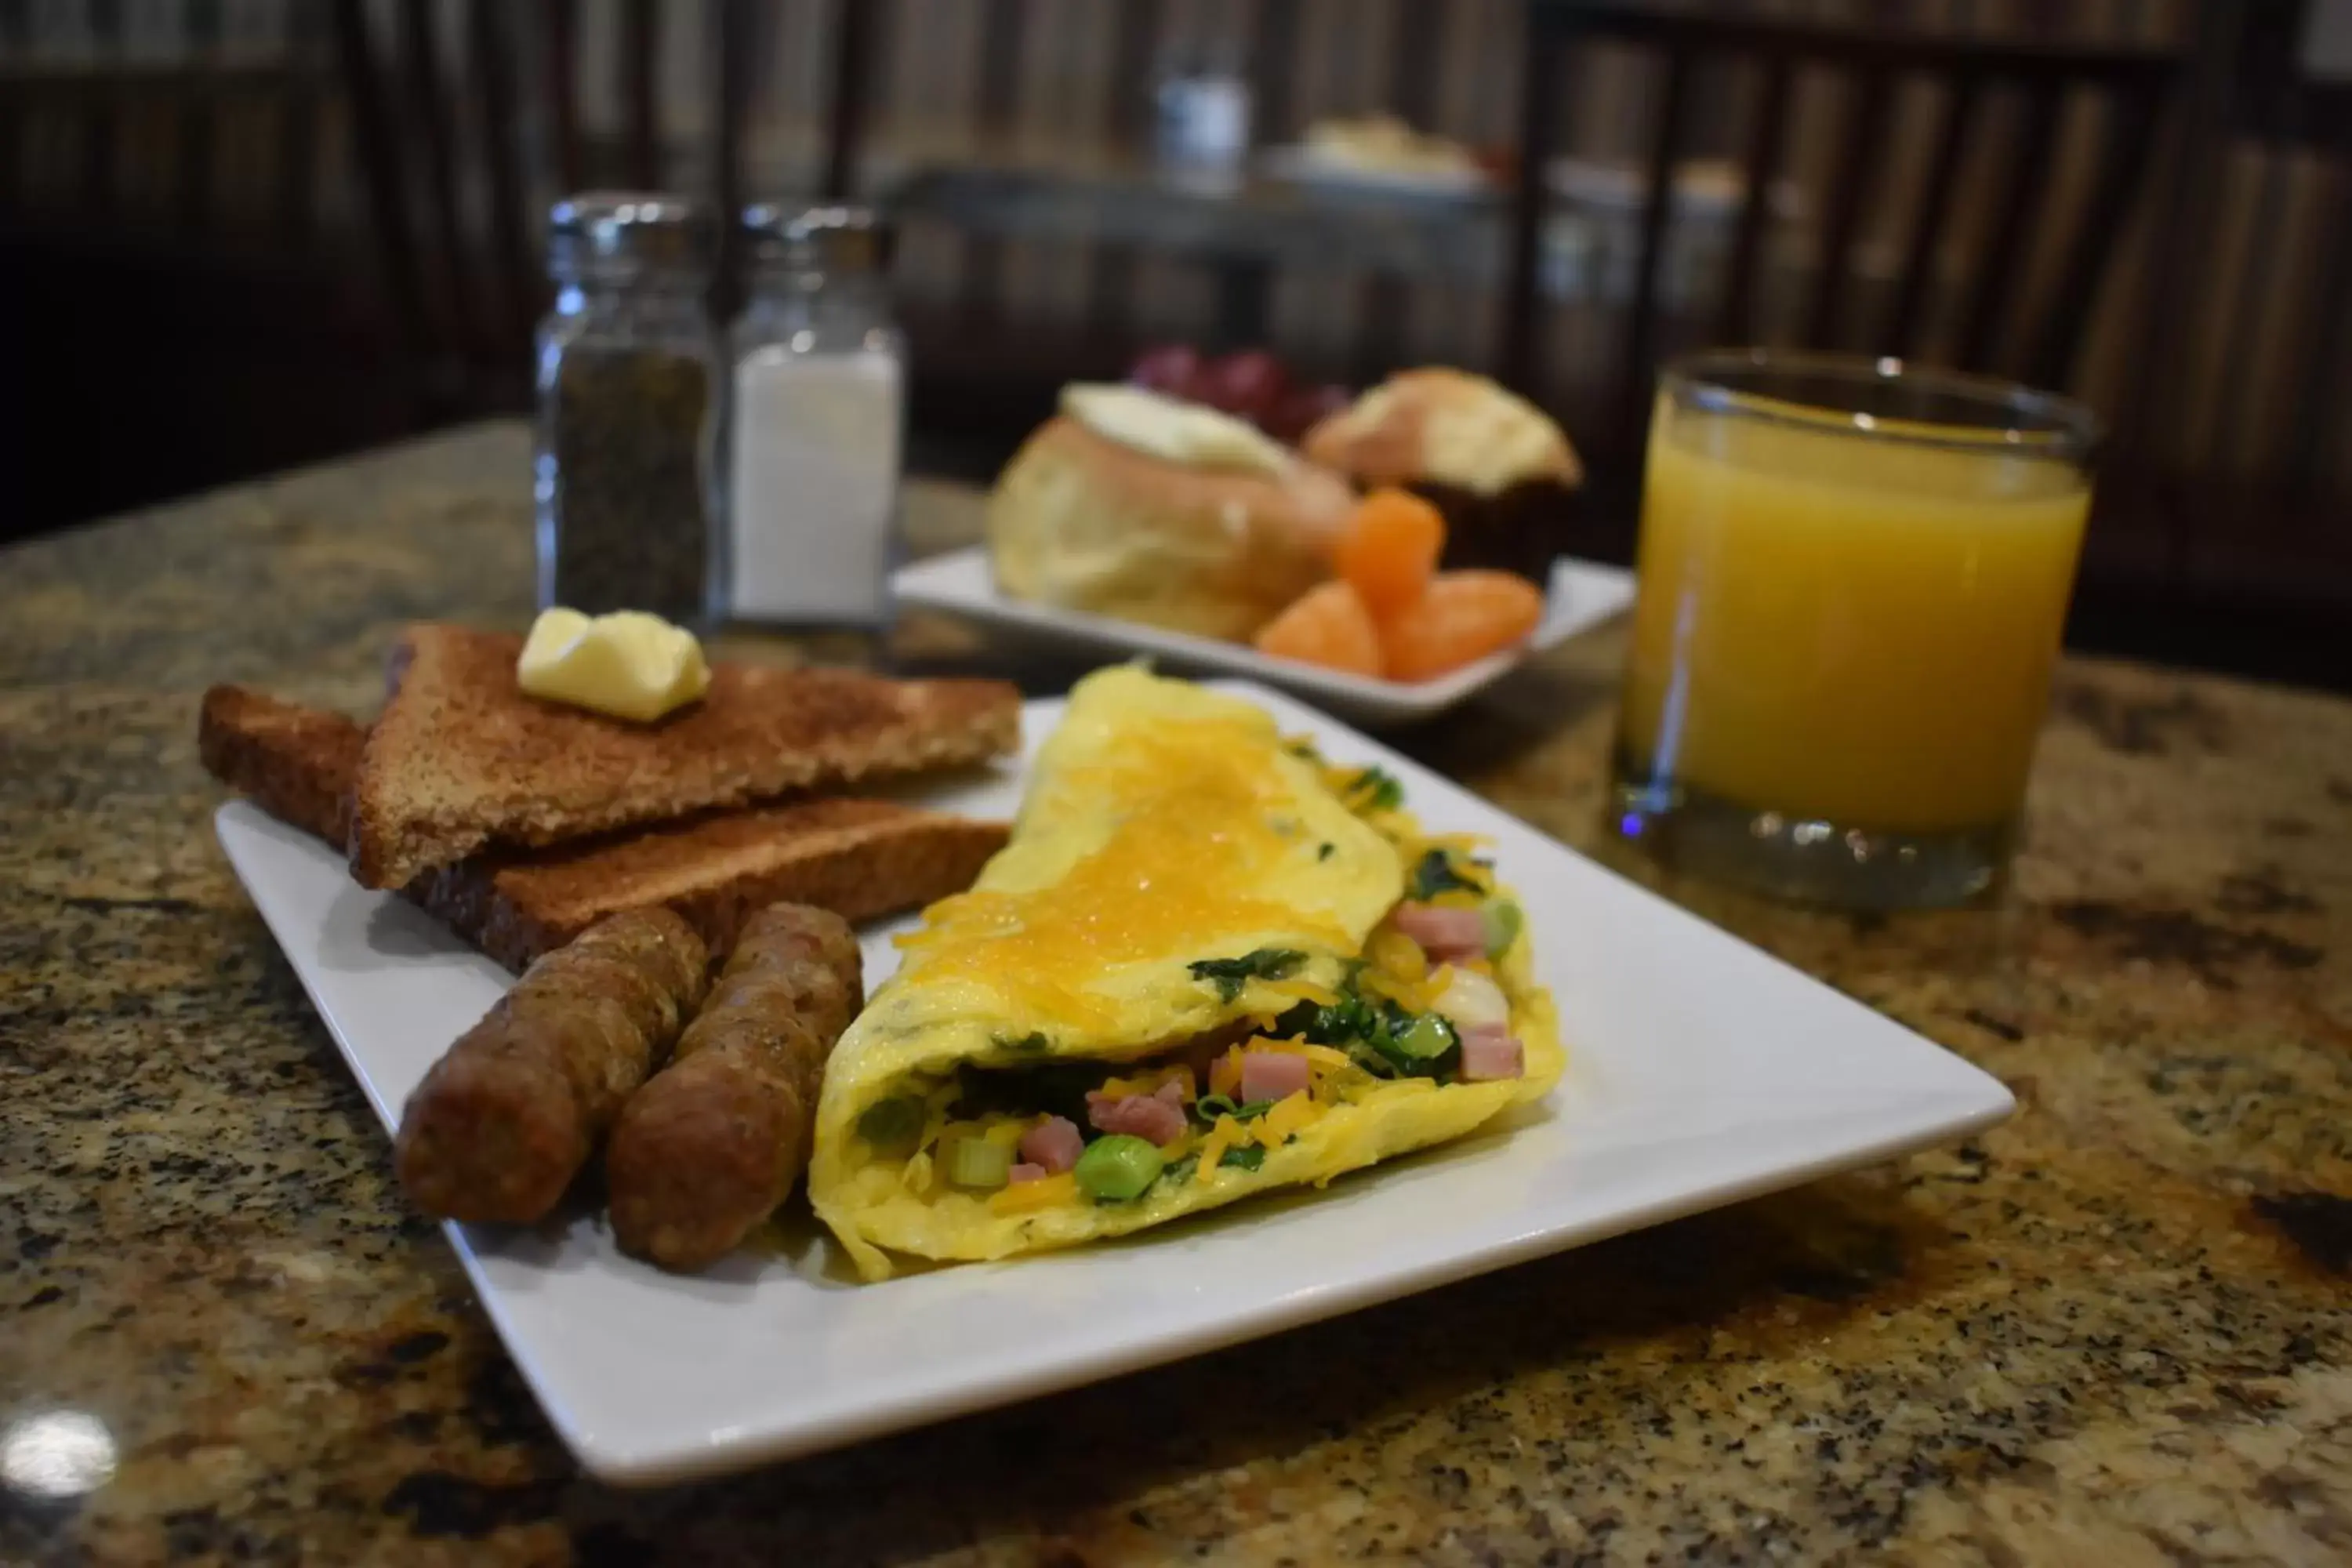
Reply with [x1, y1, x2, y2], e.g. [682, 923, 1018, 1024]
[742, 204, 894, 274]
[547, 192, 714, 280]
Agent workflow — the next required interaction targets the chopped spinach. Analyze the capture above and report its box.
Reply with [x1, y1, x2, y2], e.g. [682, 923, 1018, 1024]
[1159, 1153, 1200, 1186]
[1273, 991, 1379, 1048]
[1189, 947, 1306, 1002]
[855, 1095, 925, 1153]
[1408, 847, 1484, 901]
[1275, 979, 1461, 1085]
[1346, 766, 1404, 812]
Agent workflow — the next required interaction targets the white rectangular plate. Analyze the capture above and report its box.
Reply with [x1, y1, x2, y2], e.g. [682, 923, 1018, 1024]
[891, 546, 1636, 727]
[214, 681, 2012, 1487]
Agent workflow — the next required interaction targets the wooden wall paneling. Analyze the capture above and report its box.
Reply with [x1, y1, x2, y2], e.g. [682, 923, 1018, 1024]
[396, 0, 483, 365]
[621, 0, 659, 186]
[1718, 53, 1792, 347]
[1884, 70, 1980, 358]
[543, 0, 583, 194]
[1804, 66, 1893, 349]
[2030, 78, 2158, 390]
[1953, 76, 2061, 373]
[1618, 42, 1690, 461]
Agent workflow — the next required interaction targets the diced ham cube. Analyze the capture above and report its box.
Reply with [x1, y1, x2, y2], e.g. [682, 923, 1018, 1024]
[1085, 1082, 1189, 1145]
[1240, 1049, 1312, 1105]
[1391, 902, 1486, 964]
[1007, 1163, 1048, 1185]
[1020, 1116, 1085, 1174]
[1458, 1024, 1525, 1081]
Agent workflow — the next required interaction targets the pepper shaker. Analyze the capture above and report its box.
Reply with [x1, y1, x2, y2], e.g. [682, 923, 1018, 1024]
[534, 193, 717, 624]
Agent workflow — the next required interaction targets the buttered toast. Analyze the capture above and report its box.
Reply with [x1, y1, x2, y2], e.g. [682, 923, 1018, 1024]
[201, 685, 1009, 970]
[349, 624, 1021, 889]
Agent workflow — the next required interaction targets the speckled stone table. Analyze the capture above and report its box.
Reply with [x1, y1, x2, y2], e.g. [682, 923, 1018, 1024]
[2, 423, 2347, 1566]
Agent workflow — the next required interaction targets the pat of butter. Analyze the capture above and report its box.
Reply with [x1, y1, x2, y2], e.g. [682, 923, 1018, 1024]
[516, 608, 711, 723]
[1061, 383, 1290, 477]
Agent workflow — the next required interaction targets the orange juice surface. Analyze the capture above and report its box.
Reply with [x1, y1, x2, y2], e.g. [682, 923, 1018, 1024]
[1620, 397, 2089, 833]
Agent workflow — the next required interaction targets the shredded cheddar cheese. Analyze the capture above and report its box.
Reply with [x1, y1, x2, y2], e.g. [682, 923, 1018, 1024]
[1196, 1116, 1243, 1181]
[891, 720, 1354, 1037]
[990, 1172, 1078, 1213]
[1209, 1047, 1244, 1099]
[1368, 930, 1425, 983]
[1253, 1091, 1316, 1146]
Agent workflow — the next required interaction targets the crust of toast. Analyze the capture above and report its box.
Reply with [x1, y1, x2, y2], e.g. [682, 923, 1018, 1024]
[350, 626, 1021, 890]
[201, 688, 1010, 971]
[198, 685, 366, 845]
[425, 800, 1006, 971]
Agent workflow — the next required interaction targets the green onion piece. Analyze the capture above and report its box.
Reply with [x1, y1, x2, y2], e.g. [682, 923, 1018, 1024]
[1480, 899, 1523, 960]
[1348, 766, 1404, 811]
[1392, 1013, 1458, 1062]
[1230, 1099, 1277, 1121]
[943, 1135, 1012, 1191]
[1193, 1094, 1240, 1123]
[1219, 1144, 1267, 1171]
[855, 1096, 925, 1155]
[1074, 1134, 1165, 1201]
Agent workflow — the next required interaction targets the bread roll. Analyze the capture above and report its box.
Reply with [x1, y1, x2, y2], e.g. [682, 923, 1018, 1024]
[986, 388, 1354, 642]
[1301, 368, 1584, 581]
[1301, 368, 1581, 495]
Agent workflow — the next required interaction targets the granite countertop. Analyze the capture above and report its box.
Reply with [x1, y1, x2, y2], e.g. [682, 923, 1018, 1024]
[1, 423, 2346, 1565]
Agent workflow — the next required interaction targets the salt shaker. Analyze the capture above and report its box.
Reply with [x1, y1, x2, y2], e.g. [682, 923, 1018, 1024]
[534, 194, 717, 625]
[717, 205, 906, 628]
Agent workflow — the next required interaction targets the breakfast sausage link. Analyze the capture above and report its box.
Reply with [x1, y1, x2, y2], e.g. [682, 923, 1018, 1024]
[394, 907, 709, 1225]
[605, 902, 862, 1271]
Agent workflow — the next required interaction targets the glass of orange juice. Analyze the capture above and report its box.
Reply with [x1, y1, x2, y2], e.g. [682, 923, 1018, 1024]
[1612, 350, 2100, 908]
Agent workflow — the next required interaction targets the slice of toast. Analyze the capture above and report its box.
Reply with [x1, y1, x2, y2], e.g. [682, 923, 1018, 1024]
[201, 686, 1010, 971]
[421, 797, 1004, 971]
[198, 685, 366, 846]
[350, 624, 1022, 890]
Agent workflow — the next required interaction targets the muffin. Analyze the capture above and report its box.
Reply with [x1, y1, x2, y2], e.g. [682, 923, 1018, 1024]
[986, 384, 1356, 642]
[1301, 368, 1583, 581]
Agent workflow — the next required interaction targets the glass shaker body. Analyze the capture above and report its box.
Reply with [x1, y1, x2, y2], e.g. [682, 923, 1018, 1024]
[533, 194, 717, 625]
[717, 212, 906, 628]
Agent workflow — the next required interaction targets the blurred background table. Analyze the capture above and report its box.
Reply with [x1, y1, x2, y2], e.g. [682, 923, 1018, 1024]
[8, 0, 2352, 691]
[2, 423, 2346, 1563]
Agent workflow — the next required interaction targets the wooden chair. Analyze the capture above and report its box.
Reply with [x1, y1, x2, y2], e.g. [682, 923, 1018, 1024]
[328, 0, 818, 424]
[0, 5, 383, 533]
[1501, 1, 2192, 514]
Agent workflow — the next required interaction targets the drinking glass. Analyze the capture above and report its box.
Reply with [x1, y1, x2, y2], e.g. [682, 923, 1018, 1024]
[1610, 350, 2100, 909]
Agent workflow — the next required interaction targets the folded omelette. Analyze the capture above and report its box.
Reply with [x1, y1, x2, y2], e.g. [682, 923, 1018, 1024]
[808, 666, 1563, 1279]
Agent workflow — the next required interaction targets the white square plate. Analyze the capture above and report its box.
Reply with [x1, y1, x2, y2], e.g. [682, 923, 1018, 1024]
[213, 681, 2012, 1487]
[891, 546, 1636, 727]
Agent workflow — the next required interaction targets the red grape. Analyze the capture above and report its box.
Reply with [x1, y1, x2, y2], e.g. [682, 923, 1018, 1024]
[1200, 350, 1289, 423]
[1128, 343, 1203, 397]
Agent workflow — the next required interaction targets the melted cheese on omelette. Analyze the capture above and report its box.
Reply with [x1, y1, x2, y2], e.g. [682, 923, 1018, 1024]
[807, 666, 1563, 1279]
